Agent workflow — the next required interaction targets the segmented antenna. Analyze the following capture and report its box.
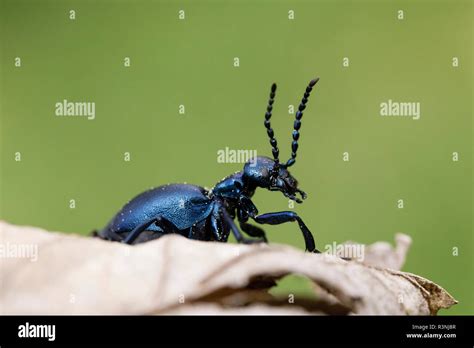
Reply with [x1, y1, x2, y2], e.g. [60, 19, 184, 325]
[285, 78, 319, 168]
[264, 83, 280, 175]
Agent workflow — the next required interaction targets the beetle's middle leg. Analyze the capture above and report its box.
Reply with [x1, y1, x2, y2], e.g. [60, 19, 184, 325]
[218, 204, 263, 245]
[237, 209, 268, 242]
[253, 211, 319, 253]
[239, 222, 268, 243]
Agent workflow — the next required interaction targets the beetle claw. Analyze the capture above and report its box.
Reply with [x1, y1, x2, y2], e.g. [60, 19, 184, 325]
[296, 188, 307, 200]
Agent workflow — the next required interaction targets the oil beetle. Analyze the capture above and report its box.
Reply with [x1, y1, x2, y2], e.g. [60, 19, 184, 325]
[95, 78, 321, 252]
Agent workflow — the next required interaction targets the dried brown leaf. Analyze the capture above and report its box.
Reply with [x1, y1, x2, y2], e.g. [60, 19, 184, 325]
[0, 221, 457, 315]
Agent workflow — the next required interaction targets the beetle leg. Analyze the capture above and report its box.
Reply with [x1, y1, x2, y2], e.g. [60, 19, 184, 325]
[122, 216, 180, 245]
[122, 218, 160, 244]
[219, 205, 262, 245]
[237, 209, 268, 242]
[239, 222, 268, 243]
[253, 211, 319, 253]
[238, 195, 258, 218]
[209, 204, 228, 242]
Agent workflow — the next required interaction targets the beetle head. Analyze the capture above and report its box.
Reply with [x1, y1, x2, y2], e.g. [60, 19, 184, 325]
[243, 156, 307, 203]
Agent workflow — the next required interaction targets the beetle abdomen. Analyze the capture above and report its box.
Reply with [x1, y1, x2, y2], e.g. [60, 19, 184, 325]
[103, 184, 214, 235]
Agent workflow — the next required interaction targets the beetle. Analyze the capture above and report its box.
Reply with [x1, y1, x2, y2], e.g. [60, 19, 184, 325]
[95, 78, 321, 252]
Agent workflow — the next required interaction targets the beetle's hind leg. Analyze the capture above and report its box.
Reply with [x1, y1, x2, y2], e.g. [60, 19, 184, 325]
[122, 216, 180, 245]
[93, 228, 123, 242]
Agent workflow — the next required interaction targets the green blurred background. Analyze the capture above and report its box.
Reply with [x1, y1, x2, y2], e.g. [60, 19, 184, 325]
[1, 0, 472, 314]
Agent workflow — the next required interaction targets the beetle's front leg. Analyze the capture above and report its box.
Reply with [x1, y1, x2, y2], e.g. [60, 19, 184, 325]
[253, 211, 319, 253]
[238, 195, 258, 217]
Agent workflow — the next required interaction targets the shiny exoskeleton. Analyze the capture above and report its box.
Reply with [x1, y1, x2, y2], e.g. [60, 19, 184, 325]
[95, 78, 321, 252]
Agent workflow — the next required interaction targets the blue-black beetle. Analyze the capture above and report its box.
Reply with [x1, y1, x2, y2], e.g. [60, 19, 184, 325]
[95, 78, 320, 252]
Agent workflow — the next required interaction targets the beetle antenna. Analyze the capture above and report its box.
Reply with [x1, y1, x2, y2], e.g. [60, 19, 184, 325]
[285, 77, 319, 168]
[264, 83, 280, 175]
